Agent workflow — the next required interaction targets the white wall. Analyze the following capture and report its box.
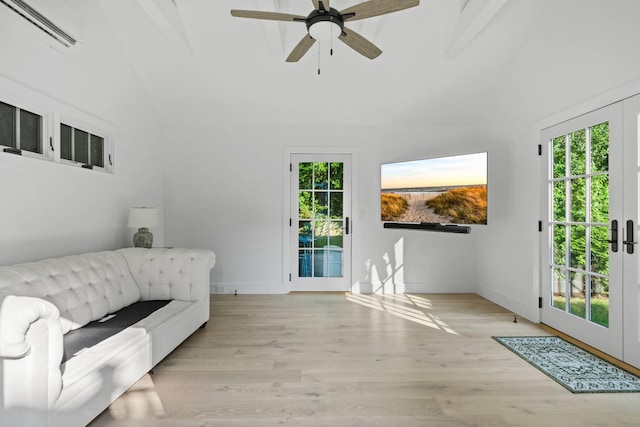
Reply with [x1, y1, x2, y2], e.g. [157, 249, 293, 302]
[6, 0, 640, 323]
[0, 2, 163, 265]
[474, 0, 640, 321]
[162, 122, 490, 294]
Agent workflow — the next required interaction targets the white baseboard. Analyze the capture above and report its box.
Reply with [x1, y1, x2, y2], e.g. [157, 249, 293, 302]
[211, 281, 475, 295]
[476, 284, 540, 323]
[210, 282, 289, 295]
[354, 281, 474, 294]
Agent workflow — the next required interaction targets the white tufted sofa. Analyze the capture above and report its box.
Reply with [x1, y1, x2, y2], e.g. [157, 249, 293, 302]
[0, 247, 215, 427]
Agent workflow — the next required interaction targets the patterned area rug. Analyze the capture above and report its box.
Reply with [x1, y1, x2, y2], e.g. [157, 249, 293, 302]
[493, 336, 640, 393]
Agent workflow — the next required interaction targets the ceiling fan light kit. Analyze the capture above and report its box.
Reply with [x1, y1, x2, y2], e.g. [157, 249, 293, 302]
[306, 8, 343, 42]
[230, 0, 420, 63]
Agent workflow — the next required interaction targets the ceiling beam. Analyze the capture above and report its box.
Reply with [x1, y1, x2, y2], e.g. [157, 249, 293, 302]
[135, 0, 192, 53]
[260, 0, 288, 57]
[444, 0, 507, 58]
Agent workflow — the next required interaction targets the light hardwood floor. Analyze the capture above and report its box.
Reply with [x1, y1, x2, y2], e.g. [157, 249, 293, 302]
[90, 293, 640, 426]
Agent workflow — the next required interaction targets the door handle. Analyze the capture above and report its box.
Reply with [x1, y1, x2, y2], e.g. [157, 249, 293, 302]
[608, 220, 618, 253]
[345, 217, 350, 235]
[624, 219, 637, 254]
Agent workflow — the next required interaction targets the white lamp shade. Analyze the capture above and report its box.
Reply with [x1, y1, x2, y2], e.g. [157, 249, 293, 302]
[128, 207, 159, 228]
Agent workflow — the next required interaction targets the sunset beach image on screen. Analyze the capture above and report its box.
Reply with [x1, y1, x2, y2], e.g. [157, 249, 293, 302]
[380, 152, 488, 225]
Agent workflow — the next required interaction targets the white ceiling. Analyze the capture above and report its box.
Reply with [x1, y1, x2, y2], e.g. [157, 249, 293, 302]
[92, 0, 543, 127]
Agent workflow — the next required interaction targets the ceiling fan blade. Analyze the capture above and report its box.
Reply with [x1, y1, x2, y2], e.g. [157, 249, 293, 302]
[312, 0, 330, 11]
[339, 27, 382, 59]
[230, 10, 307, 22]
[286, 35, 316, 62]
[340, 0, 419, 22]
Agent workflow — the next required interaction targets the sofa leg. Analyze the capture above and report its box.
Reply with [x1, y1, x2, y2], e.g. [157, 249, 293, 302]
[199, 322, 207, 329]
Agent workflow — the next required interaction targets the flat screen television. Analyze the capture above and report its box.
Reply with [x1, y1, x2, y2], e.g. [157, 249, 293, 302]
[381, 152, 488, 225]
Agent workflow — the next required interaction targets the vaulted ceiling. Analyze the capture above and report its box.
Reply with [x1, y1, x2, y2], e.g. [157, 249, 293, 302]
[6, 1, 640, 129]
[95, 0, 539, 127]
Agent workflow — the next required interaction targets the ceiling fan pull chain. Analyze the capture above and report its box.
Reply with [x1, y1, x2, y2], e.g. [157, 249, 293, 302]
[317, 42, 321, 75]
[330, 24, 334, 56]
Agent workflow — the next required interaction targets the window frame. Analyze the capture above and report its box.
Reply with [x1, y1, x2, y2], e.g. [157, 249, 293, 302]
[0, 98, 52, 160]
[57, 115, 114, 173]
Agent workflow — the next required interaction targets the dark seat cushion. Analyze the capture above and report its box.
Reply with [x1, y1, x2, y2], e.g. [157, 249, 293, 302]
[63, 300, 170, 362]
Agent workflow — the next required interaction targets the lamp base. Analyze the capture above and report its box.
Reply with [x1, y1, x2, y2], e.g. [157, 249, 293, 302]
[133, 227, 154, 248]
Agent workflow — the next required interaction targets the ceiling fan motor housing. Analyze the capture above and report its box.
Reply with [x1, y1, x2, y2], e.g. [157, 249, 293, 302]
[306, 7, 344, 41]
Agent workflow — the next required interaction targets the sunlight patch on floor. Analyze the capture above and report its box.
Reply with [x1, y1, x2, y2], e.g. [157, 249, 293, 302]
[346, 293, 459, 335]
[106, 373, 165, 421]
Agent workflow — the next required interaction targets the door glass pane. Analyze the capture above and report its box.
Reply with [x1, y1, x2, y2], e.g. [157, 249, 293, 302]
[330, 193, 343, 218]
[570, 178, 586, 222]
[590, 122, 609, 173]
[329, 220, 343, 248]
[552, 136, 566, 178]
[314, 192, 328, 219]
[313, 249, 327, 277]
[314, 220, 329, 249]
[552, 181, 566, 222]
[314, 162, 328, 189]
[299, 249, 312, 277]
[552, 225, 566, 266]
[591, 175, 609, 223]
[19, 109, 41, 153]
[569, 271, 586, 319]
[299, 191, 312, 219]
[74, 129, 89, 164]
[60, 124, 72, 160]
[327, 249, 343, 277]
[590, 275, 609, 327]
[570, 129, 586, 176]
[90, 134, 104, 167]
[552, 267, 566, 310]
[570, 225, 586, 270]
[590, 226, 609, 276]
[299, 221, 312, 248]
[330, 162, 343, 189]
[299, 162, 313, 189]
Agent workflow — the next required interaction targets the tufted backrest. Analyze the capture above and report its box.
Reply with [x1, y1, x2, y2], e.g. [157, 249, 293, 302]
[117, 248, 215, 302]
[0, 252, 140, 334]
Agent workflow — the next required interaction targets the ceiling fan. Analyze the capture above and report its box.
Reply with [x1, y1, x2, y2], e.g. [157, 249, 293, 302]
[230, 0, 420, 62]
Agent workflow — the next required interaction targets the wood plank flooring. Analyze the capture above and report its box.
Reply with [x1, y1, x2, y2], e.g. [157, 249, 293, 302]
[89, 293, 640, 426]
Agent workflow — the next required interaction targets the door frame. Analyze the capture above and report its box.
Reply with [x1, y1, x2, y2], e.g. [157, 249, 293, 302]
[282, 146, 359, 292]
[622, 94, 640, 367]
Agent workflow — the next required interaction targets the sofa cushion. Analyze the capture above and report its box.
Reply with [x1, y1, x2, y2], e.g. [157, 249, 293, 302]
[62, 300, 171, 361]
[0, 252, 141, 334]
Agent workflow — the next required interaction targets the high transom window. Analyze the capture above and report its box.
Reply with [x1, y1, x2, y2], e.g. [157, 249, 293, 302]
[60, 123, 106, 169]
[0, 100, 43, 155]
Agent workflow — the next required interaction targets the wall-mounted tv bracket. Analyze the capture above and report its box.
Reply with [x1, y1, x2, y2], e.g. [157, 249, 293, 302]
[383, 222, 471, 234]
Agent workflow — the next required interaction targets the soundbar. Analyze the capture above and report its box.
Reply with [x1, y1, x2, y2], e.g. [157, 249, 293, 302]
[383, 222, 471, 234]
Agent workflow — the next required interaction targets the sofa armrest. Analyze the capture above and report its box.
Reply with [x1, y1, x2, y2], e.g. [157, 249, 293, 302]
[117, 248, 216, 302]
[0, 295, 64, 413]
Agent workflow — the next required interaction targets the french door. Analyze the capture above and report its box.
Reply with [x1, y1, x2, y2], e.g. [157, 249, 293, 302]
[290, 154, 352, 291]
[541, 97, 640, 365]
